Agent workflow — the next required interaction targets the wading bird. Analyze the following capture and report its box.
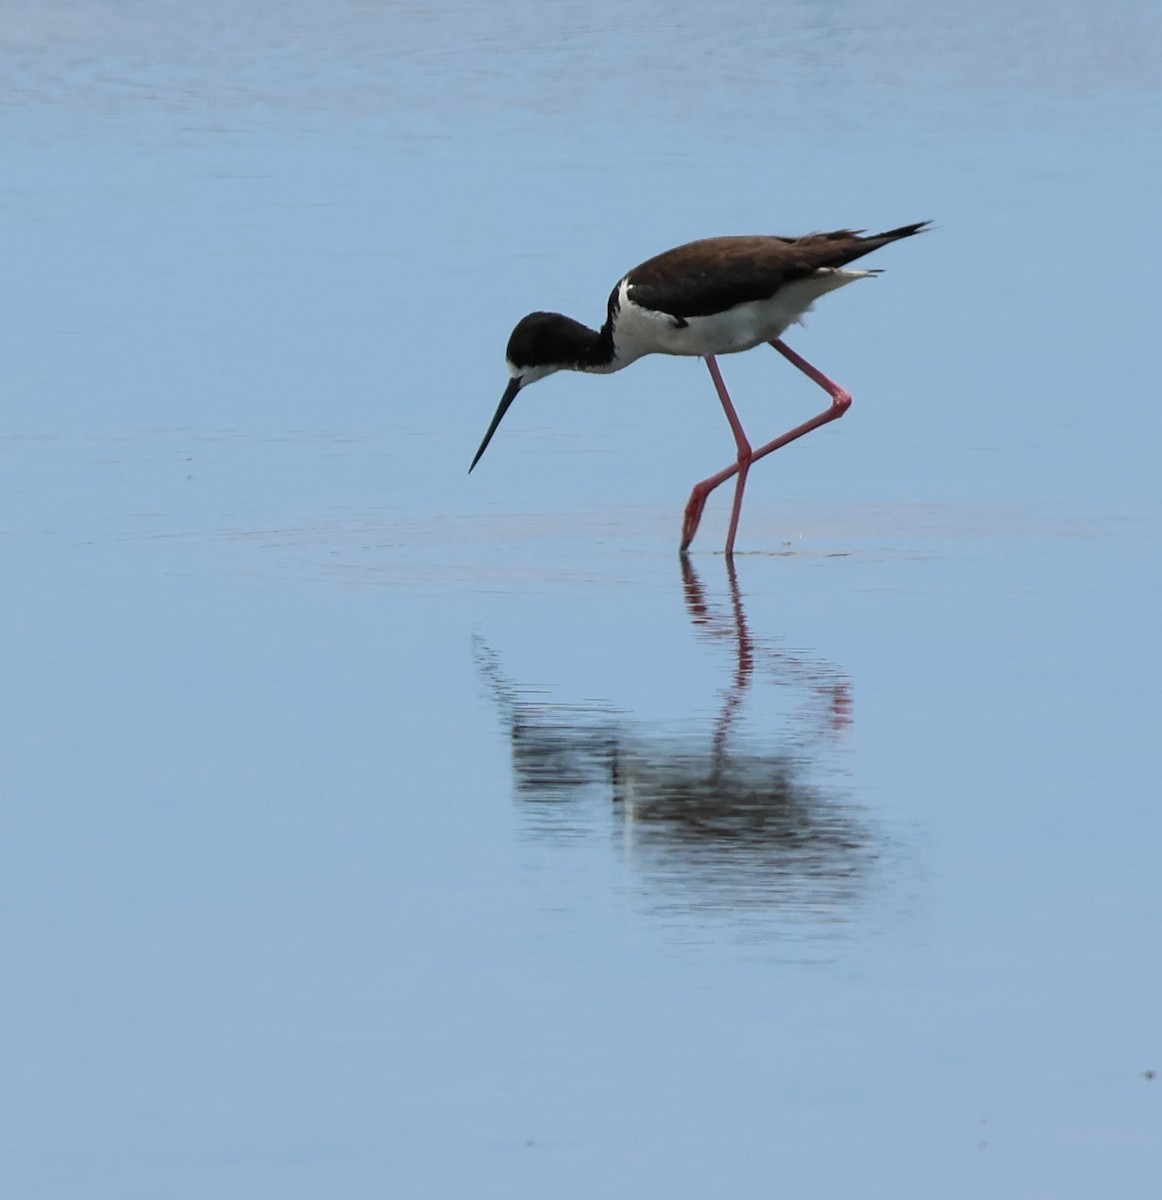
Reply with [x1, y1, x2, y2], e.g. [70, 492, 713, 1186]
[470, 222, 928, 555]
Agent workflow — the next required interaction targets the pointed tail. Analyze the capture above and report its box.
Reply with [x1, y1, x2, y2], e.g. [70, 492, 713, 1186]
[870, 220, 933, 242]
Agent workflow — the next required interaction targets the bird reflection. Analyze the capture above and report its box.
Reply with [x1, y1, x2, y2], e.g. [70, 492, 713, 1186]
[474, 561, 875, 919]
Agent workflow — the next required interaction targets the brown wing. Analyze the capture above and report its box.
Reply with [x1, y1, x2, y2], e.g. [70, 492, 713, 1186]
[623, 224, 928, 320]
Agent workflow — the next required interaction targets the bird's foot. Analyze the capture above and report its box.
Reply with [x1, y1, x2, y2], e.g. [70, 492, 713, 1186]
[680, 484, 711, 553]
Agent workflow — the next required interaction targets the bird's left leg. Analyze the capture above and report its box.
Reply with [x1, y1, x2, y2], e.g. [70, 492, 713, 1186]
[680, 356, 752, 557]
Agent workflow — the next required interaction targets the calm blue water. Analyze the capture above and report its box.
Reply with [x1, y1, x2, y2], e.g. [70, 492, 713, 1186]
[2, 3, 1160, 1196]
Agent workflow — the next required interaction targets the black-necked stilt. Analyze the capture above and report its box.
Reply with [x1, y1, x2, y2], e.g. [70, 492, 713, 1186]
[470, 221, 929, 555]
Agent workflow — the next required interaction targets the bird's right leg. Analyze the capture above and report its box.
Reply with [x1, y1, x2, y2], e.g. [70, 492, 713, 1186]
[680, 341, 853, 555]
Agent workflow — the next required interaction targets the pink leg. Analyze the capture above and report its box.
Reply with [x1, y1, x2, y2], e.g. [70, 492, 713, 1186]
[680, 338, 853, 555]
[702, 356, 752, 558]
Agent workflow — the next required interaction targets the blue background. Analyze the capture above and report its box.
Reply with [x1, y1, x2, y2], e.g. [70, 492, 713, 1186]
[1, 2, 1160, 1196]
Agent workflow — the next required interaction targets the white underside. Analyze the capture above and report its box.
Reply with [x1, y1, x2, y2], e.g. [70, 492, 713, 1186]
[607, 268, 872, 370]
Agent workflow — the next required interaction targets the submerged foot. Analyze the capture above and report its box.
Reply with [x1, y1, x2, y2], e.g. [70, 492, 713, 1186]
[680, 485, 711, 553]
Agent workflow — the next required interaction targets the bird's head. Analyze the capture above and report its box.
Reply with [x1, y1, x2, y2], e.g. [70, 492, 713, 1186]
[468, 312, 601, 473]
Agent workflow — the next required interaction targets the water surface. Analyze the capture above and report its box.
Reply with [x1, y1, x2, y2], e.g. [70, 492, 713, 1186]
[2, 3, 1160, 1197]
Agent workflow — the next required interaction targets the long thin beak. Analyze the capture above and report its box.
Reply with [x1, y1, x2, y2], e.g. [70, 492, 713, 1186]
[469, 376, 522, 473]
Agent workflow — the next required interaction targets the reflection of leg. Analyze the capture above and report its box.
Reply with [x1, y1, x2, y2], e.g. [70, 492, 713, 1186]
[679, 555, 756, 760]
[681, 553, 752, 670]
[713, 557, 752, 761]
[680, 554, 710, 627]
[723, 556, 753, 683]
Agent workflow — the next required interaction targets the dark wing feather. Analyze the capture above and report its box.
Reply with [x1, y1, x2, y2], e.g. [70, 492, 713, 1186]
[624, 224, 929, 320]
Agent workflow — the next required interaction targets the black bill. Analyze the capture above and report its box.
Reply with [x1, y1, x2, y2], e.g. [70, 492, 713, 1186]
[468, 376, 522, 473]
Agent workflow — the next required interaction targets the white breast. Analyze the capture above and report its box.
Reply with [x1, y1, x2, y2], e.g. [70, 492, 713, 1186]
[610, 268, 873, 367]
